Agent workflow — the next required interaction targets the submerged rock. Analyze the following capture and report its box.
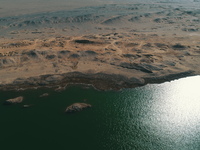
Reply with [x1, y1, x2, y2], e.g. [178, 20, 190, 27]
[22, 104, 32, 108]
[4, 96, 23, 105]
[39, 93, 49, 97]
[65, 103, 92, 113]
[55, 86, 66, 92]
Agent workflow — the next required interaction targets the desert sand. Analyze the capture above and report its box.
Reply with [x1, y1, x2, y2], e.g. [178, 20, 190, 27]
[0, 0, 200, 90]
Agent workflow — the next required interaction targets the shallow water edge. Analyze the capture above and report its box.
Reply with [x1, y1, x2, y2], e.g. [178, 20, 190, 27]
[0, 70, 194, 91]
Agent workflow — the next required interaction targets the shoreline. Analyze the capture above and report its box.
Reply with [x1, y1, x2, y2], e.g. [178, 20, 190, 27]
[1, 2, 200, 91]
[0, 32, 199, 91]
[0, 70, 195, 91]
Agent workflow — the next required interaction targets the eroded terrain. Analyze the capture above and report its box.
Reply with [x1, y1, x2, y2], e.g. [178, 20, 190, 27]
[0, 1, 200, 90]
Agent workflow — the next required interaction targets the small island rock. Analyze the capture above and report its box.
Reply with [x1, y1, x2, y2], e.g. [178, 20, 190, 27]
[65, 103, 92, 113]
[39, 93, 49, 97]
[4, 96, 24, 105]
[22, 104, 32, 108]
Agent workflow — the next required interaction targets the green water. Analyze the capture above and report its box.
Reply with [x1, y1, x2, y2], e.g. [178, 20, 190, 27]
[1, 76, 200, 150]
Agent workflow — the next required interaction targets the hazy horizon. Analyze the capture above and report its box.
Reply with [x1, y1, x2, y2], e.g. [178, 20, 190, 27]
[0, 0, 197, 17]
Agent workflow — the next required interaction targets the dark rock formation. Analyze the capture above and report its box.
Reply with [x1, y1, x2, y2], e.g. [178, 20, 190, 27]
[46, 54, 56, 60]
[120, 62, 153, 73]
[23, 50, 38, 58]
[123, 54, 135, 58]
[58, 50, 70, 55]
[85, 50, 97, 55]
[144, 70, 194, 84]
[74, 40, 95, 44]
[172, 44, 186, 50]
[0, 58, 15, 68]
[0, 71, 194, 91]
[65, 103, 92, 113]
[69, 53, 80, 58]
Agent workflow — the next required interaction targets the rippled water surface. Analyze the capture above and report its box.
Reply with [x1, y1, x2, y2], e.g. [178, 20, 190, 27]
[1, 76, 200, 150]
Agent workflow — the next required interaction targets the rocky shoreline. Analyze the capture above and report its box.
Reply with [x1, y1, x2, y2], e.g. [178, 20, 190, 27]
[0, 33, 199, 91]
[0, 70, 195, 91]
[0, 32, 199, 92]
[0, 2, 200, 91]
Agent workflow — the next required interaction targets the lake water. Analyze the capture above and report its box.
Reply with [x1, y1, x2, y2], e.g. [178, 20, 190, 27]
[1, 76, 200, 150]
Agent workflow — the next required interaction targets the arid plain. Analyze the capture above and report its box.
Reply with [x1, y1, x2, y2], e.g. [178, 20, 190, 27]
[0, 0, 200, 90]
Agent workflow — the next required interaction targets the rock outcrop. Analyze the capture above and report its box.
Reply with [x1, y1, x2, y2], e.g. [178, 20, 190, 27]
[65, 103, 92, 113]
[39, 93, 49, 97]
[4, 96, 24, 105]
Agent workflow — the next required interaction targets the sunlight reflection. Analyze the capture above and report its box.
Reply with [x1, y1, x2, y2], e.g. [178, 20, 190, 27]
[145, 76, 200, 139]
[167, 76, 200, 123]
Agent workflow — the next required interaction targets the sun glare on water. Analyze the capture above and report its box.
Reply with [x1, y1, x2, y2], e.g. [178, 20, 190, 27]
[143, 76, 200, 140]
